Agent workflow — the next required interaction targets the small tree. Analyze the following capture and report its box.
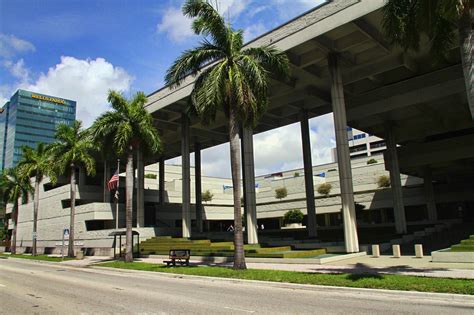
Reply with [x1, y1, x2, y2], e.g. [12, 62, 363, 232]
[377, 175, 391, 188]
[367, 158, 377, 165]
[317, 183, 332, 197]
[294, 172, 300, 177]
[275, 187, 288, 200]
[283, 209, 304, 224]
[202, 190, 213, 203]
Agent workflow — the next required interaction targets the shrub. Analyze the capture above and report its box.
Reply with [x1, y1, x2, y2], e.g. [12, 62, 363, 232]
[327, 168, 337, 172]
[275, 187, 288, 200]
[377, 175, 391, 188]
[294, 172, 300, 177]
[317, 183, 332, 196]
[144, 173, 157, 179]
[202, 190, 214, 203]
[283, 209, 304, 224]
[367, 158, 377, 165]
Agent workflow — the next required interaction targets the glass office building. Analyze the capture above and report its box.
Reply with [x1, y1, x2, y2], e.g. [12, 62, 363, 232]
[0, 89, 76, 169]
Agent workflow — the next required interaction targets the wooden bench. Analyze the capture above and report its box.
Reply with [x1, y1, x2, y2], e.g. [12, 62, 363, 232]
[164, 249, 191, 266]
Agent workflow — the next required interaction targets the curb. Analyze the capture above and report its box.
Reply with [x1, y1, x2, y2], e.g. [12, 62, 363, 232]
[91, 265, 474, 303]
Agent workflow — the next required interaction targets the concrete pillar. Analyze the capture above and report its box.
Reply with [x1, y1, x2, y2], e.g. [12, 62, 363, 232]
[194, 142, 203, 233]
[423, 167, 438, 222]
[241, 126, 258, 244]
[324, 213, 331, 227]
[79, 167, 86, 185]
[181, 113, 191, 238]
[159, 156, 165, 205]
[392, 244, 401, 258]
[372, 245, 380, 258]
[103, 161, 111, 203]
[328, 53, 359, 253]
[136, 148, 145, 228]
[300, 109, 317, 238]
[385, 125, 407, 234]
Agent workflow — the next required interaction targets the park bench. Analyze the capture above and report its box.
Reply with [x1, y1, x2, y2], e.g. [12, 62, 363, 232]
[164, 249, 191, 266]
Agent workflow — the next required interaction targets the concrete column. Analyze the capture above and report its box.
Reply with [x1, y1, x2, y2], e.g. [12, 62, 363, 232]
[324, 213, 331, 227]
[159, 156, 165, 205]
[181, 113, 191, 238]
[385, 125, 407, 234]
[79, 167, 86, 185]
[241, 126, 258, 244]
[328, 53, 359, 253]
[103, 161, 111, 203]
[423, 167, 438, 222]
[136, 148, 145, 228]
[194, 142, 203, 233]
[300, 109, 317, 238]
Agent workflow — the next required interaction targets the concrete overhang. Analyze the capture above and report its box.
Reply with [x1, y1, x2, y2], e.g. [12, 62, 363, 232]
[145, 0, 473, 181]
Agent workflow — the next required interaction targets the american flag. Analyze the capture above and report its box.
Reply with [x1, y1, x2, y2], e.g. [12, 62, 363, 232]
[107, 169, 119, 191]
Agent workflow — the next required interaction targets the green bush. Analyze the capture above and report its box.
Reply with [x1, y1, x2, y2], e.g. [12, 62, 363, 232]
[317, 183, 332, 196]
[367, 158, 377, 165]
[202, 190, 214, 203]
[275, 187, 288, 200]
[283, 209, 304, 224]
[144, 173, 157, 179]
[377, 175, 391, 188]
[294, 172, 300, 177]
[327, 168, 337, 172]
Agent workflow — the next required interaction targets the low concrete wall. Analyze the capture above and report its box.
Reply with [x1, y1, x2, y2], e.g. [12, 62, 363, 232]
[431, 249, 474, 263]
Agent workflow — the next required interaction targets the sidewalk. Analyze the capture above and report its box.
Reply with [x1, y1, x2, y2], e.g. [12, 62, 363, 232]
[133, 255, 474, 279]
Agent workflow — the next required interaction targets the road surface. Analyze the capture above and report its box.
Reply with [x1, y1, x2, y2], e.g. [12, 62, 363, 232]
[0, 258, 473, 314]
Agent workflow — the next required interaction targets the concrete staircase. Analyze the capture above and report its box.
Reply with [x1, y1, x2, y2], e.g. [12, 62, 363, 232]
[138, 236, 326, 258]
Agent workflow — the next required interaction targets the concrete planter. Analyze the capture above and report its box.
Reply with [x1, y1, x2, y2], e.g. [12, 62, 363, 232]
[431, 248, 474, 263]
[283, 223, 303, 229]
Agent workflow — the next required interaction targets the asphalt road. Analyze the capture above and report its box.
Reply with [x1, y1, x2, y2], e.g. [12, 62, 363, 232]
[0, 258, 473, 314]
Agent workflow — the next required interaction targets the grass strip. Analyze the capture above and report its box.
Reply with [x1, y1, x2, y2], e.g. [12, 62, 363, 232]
[98, 261, 474, 295]
[0, 253, 76, 262]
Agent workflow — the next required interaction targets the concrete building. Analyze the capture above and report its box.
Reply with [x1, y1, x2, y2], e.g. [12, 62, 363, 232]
[332, 127, 386, 161]
[0, 89, 76, 169]
[3, 0, 473, 255]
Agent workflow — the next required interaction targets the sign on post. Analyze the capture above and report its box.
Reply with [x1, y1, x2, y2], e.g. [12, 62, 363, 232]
[61, 228, 69, 260]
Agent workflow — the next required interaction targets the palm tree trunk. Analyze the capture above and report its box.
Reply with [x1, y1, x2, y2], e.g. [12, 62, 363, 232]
[11, 201, 18, 254]
[68, 164, 76, 257]
[32, 178, 40, 256]
[229, 105, 246, 270]
[458, 4, 473, 116]
[125, 147, 134, 262]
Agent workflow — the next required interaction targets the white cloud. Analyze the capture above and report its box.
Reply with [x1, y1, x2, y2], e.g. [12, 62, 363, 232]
[0, 34, 35, 58]
[243, 23, 267, 42]
[157, 0, 251, 44]
[157, 7, 194, 43]
[4, 59, 30, 83]
[192, 114, 335, 178]
[0, 56, 133, 127]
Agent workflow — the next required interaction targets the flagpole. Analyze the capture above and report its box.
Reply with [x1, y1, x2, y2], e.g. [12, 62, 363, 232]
[115, 158, 120, 230]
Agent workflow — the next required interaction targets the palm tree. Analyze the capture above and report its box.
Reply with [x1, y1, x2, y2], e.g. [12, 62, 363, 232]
[49, 121, 96, 257]
[382, 0, 472, 112]
[17, 143, 56, 256]
[0, 168, 33, 254]
[90, 90, 161, 262]
[165, 0, 289, 269]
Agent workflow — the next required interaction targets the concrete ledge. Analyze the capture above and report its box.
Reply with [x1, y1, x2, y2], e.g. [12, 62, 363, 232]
[431, 249, 474, 263]
[144, 251, 367, 265]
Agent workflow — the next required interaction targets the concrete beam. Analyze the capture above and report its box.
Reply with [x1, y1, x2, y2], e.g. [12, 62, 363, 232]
[241, 127, 258, 244]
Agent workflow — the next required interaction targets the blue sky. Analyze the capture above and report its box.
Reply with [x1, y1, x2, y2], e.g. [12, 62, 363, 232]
[0, 0, 334, 177]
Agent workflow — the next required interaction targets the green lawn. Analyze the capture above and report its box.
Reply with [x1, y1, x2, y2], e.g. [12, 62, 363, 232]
[98, 261, 474, 295]
[0, 253, 75, 262]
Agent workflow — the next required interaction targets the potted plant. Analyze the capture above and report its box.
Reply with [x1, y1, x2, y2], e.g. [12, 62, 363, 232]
[283, 209, 304, 228]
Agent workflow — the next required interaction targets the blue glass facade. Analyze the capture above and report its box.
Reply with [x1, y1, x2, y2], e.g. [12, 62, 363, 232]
[0, 89, 76, 170]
